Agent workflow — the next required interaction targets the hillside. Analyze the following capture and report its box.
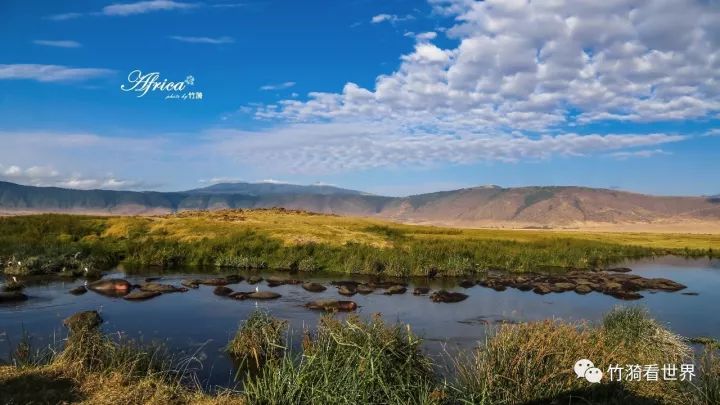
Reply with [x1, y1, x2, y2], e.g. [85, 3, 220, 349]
[1, 181, 719, 230]
[186, 182, 369, 196]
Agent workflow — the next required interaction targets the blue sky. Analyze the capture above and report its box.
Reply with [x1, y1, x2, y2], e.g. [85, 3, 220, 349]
[0, 0, 718, 196]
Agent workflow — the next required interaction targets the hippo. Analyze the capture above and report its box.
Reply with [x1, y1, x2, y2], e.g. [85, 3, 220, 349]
[337, 285, 357, 296]
[88, 279, 131, 296]
[123, 290, 161, 301]
[305, 299, 357, 312]
[430, 290, 468, 303]
[302, 282, 327, 293]
[214, 286, 234, 296]
[413, 287, 431, 295]
[69, 286, 88, 295]
[384, 285, 407, 295]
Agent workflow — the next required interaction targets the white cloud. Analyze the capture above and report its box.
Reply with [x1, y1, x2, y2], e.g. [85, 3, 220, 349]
[48, 0, 198, 20]
[0, 131, 172, 190]
[260, 0, 720, 135]
[0, 64, 114, 82]
[260, 81, 296, 91]
[221, 0, 719, 174]
[204, 123, 686, 173]
[102, 0, 197, 16]
[169, 35, 234, 44]
[33, 40, 82, 48]
[258, 179, 287, 184]
[609, 149, 670, 160]
[415, 31, 438, 41]
[46, 12, 83, 21]
[371, 13, 414, 24]
[0, 163, 145, 190]
[705, 129, 720, 137]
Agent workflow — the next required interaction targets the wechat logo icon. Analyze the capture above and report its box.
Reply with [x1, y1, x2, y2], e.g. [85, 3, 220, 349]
[574, 359, 603, 383]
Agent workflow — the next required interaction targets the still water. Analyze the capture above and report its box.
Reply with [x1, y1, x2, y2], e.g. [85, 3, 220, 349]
[1, 256, 718, 389]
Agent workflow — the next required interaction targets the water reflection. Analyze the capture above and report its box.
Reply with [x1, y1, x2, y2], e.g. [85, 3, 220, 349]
[1, 256, 717, 389]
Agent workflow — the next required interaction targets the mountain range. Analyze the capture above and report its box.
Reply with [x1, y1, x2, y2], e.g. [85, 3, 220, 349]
[1, 180, 719, 230]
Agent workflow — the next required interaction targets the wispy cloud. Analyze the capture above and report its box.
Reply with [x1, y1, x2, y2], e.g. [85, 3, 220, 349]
[46, 12, 84, 21]
[704, 129, 720, 137]
[260, 81, 295, 91]
[32, 40, 82, 48]
[102, 0, 197, 16]
[609, 149, 670, 160]
[48, 0, 198, 20]
[0, 64, 114, 83]
[210, 3, 247, 8]
[169, 35, 234, 44]
[370, 13, 414, 24]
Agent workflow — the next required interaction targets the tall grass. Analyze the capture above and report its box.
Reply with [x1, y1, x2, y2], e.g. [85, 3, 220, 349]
[227, 311, 287, 370]
[453, 307, 690, 404]
[1, 308, 718, 404]
[243, 314, 440, 404]
[687, 349, 720, 405]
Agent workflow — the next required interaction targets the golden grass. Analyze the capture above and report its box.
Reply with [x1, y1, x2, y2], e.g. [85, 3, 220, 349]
[0, 364, 245, 405]
[128, 209, 720, 252]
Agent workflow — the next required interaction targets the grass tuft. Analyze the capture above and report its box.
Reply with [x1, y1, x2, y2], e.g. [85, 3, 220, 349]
[227, 311, 287, 370]
[243, 314, 440, 404]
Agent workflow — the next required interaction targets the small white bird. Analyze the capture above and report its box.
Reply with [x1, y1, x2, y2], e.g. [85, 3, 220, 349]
[84, 267, 89, 273]
[12, 276, 18, 283]
[255, 286, 259, 293]
[17, 261, 21, 266]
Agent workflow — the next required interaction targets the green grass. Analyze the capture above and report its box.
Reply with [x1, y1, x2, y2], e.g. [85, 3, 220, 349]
[1, 210, 717, 278]
[243, 314, 440, 404]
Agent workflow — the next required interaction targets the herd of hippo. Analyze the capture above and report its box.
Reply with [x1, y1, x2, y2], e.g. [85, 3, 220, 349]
[0, 266, 690, 308]
[56, 275, 471, 311]
[474, 267, 688, 300]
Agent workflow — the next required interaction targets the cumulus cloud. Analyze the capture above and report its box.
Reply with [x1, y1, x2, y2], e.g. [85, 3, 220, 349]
[0, 64, 114, 82]
[169, 35, 234, 44]
[260, 81, 296, 91]
[231, 0, 720, 173]
[33, 40, 82, 48]
[260, 0, 720, 132]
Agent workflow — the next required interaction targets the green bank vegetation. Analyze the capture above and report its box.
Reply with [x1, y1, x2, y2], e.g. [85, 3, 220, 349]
[1, 308, 718, 404]
[1, 210, 718, 278]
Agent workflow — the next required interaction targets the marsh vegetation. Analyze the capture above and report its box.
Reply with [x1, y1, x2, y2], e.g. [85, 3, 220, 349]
[1, 308, 718, 404]
[1, 210, 717, 279]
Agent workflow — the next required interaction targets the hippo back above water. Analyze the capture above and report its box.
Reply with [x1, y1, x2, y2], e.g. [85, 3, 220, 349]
[88, 279, 131, 293]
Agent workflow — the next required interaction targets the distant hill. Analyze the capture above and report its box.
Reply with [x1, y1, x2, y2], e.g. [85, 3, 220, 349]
[186, 182, 368, 196]
[1, 181, 719, 230]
